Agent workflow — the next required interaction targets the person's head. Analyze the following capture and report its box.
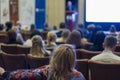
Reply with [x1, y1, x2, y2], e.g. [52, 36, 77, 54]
[0, 24, 4, 31]
[59, 22, 66, 29]
[30, 30, 41, 39]
[30, 24, 36, 32]
[61, 29, 71, 40]
[5, 21, 13, 31]
[7, 29, 17, 41]
[109, 25, 116, 33]
[103, 36, 117, 51]
[47, 32, 57, 44]
[44, 22, 50, 31]
[49, 44, 76, 80]
[93, 31, 106, 46]
[67, 1, 72, 6]
[66, 30, 81, 48]
[30, 35, 44, 57]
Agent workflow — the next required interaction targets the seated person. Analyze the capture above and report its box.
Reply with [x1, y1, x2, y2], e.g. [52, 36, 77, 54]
[7, 30, 23, 45]
[66, 30, 83, 49]
[91, 36, 120, 63]
[89, 31, 105, 51]
[0, 44, 86, 80]
[23, 30, 42, 47]
[46, 31, 57, 48]
[56, 29, 71, 43]
[29, 35, 51, 57]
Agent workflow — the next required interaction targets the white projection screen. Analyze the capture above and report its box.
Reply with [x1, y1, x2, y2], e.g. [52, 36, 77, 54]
[86, 0, 120, 22]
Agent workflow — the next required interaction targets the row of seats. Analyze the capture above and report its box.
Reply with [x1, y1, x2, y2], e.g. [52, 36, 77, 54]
[1, 43, 120, 59]
[76, 59, 120, 80]
[0, 52, 50, 71]
[0, 53, 120, 80]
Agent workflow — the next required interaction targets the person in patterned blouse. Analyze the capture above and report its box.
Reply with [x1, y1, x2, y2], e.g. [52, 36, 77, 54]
[0, 44, 85, 80]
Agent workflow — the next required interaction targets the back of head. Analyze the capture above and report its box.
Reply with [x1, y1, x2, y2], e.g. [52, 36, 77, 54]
[7, 29, 17, 41]
[30, 30, 41, 39]
[93, 31, 105, 46]
[30, 24, 36, 32]
[66, 30, 81, 48]
[5, 21, 13, 31]
[49, 44, 76, 80]
[59, 22, 66, 29]
[30, 35, 44, 57]
[104, 36, 117, 48]
[0, 24, 4, 31]
[61, 29, 71, 39]
[47, 32, 57, 43]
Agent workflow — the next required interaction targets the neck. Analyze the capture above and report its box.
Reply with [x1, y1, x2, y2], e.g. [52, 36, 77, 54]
[104, 47, 113, 51]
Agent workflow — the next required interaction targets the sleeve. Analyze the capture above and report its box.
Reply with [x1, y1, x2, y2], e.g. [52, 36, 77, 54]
[1, 67, 47, 80]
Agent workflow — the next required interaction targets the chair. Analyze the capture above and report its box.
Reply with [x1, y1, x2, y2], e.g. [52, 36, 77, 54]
[0, 34, 8, 43]
[76, 59, 89, 80]
[83, 42, 93, 50]
[76, 49, 101, 59]
[0, 52, 4, 68]
[89, 60, 120, 80]
[27, 55, 50, 69]
[1, 44, 18, 54]
[17, 45, 30, 54]
[115, 45, 120, 52]
[2, 53, 28, 71]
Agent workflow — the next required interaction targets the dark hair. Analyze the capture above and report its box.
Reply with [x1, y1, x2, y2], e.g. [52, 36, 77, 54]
[7, 30, 17, 41]
[59, 22, 66, 29]
[0, 24, 4, 31]
[30, 30, 41, 39]
[5, 21, 13, 31]
[93, 31, 105, 46]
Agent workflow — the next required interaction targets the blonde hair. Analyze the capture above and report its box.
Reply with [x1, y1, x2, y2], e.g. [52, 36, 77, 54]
[47, 32, 57, 45]
[48, 44, 76, 80]
[30, 35, 45, 57]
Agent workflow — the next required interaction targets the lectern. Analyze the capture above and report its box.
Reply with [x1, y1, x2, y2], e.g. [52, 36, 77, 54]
[66, 10, 74, 31]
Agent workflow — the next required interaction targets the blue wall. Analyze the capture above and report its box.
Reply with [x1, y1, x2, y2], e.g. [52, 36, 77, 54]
[35, 0, 46, 29]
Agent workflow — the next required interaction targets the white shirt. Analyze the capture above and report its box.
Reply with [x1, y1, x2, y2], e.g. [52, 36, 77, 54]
[91, 50, 120, 63]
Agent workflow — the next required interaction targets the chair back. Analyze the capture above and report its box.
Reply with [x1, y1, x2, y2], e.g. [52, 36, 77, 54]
[76, 59, 89, 80]
[1, 44, 17, 54]
[89, 60, 120, 80]
[76, 49, 101, 59]
[2, 53, 28, 71]
[0, 52, 4, 68]
[27, 55, 50, 69]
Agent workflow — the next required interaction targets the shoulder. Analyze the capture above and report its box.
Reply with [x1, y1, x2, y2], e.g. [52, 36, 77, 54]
[66, 70, 86, 80]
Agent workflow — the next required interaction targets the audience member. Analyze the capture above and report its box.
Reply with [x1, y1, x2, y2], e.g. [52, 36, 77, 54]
[89, 31, 105, 51]
[5, 21, 13, 31]
[0, 24, 4, 31]
[88, 25, 102, 43]
[29, 35, 51, 57]
[23, 30, 42, 47]
[29, 24, 36, 33]
[56, 29, 71, 42]
[46, 31, 57, 48]
[0, 44, 85, 80]
[7, 30, 23, 45]
[91, 36, 120, 63]
[66, 30, 82, 49]
[56, 22, 67, 37]
[43, 22, 51, 31]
